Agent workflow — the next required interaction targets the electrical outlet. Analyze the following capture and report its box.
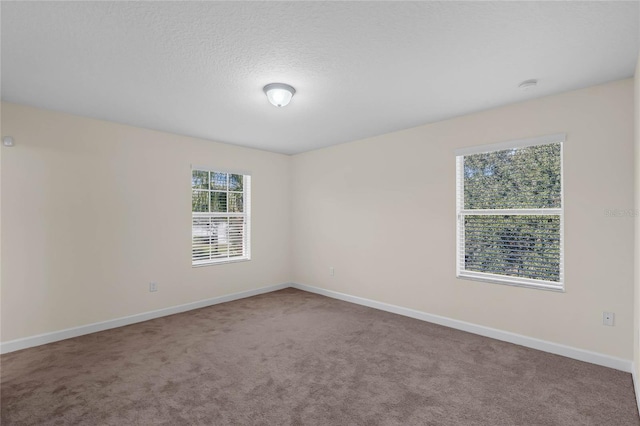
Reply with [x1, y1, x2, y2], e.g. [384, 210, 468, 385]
[149, 282, 158, 292]
[603, 312, 614, 326]
[329, 266, 335, 276]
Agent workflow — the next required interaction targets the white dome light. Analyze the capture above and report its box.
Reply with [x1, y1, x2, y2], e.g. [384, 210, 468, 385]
[263, 83, 296, 107]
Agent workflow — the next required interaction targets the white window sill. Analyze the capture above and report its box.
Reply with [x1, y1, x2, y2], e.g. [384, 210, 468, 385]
[456, 272, 564, 293]
[192, 257, 251, 268]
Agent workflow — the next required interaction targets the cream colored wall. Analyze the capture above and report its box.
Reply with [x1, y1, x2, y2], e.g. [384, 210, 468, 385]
[634, 55, 640, 373]
[2, 79, 636, 360]
[0, 101, 3, 340]
[292, 79, 635, 359]
[0, 103, 291, 342]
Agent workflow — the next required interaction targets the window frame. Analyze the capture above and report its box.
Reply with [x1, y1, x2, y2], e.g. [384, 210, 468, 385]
[455, 134, 565, 292]
[191, 166, 251, 267]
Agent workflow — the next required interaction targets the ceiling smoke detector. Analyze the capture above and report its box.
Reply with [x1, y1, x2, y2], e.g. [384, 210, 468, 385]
[518, 79, 538, 91]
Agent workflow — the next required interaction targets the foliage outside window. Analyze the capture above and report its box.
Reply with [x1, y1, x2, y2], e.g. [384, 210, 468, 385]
[192, 169, 251, 266]
[455, 135, 564, 291]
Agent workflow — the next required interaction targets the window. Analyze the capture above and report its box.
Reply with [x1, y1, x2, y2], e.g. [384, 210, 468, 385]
[191, 169, 251, 266]
[455, 134, 564, 291]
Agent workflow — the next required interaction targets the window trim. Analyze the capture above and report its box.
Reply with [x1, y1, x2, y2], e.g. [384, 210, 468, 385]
[191, 167, 251, 267]
[455, 134, 565, 292]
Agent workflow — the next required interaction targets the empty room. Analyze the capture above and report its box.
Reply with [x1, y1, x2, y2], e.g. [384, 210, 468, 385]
[2, 1, 640, 425]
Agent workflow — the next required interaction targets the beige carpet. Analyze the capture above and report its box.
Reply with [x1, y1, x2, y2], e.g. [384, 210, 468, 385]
[1, 288, 638, 425]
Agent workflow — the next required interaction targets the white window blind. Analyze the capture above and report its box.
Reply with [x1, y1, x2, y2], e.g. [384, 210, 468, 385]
[455, 134, 564, 291]
[191, 169, 251, 266]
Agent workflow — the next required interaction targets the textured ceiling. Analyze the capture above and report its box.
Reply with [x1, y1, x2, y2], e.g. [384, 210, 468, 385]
[2, 1, 639, 154]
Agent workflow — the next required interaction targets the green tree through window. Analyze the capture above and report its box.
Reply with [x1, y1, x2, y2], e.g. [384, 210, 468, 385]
[191, 169, 251, 266]
[456, 137, 564, 290]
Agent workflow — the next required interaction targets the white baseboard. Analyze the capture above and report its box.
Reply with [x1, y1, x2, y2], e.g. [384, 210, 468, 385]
[291, 282, 633, 373]
[633, 364, 640, 415]
[0, 282, 291, 354]
[3, 281, 634, 375]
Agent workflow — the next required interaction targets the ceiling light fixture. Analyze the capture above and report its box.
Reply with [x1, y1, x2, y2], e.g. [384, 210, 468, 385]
[263, 83, 296, 107]
[518, 79, 538, 91]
